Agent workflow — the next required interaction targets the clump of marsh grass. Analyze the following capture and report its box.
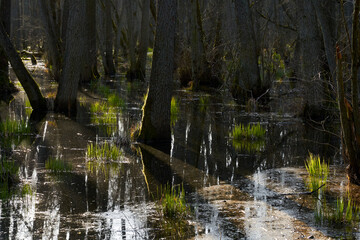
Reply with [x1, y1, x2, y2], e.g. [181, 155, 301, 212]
[86, 141, 122, 162]
[0, 158, 19, 184]
[305, 153, 329, 192]
[0, 118, 31, 136]
[45, 157, 72, 173]
[231, 123, 266, 140]
[155, 183, 192, 239]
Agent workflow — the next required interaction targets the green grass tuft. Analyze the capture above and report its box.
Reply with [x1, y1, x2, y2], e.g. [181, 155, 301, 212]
[231, 123, 266, 141]
[171, 97, 179, 126]
[45, 157, 72, 173]
[305, 153, 329, 192]
[87, 141, 122, 162]
[157, 183, 189, 219]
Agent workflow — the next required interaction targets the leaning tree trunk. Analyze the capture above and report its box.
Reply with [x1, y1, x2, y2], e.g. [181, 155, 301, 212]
[233, 0, 261, 100]
[55, 0, 85, 116]
[137, 0, 177, 144]
[0, 21, 47, 111]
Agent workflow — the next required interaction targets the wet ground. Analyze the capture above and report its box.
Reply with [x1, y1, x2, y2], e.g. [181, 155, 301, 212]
[1, 60, 360, 239]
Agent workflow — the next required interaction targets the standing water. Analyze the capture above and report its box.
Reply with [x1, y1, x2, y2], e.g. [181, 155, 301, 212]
[1, 60, 359, 239]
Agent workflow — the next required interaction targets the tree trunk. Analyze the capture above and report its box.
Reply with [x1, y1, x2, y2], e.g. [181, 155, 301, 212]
[190, 0, 209, 90]
[80, 0, 98, 84]
[0, 0, 14, 99]
[55, 0, 85, 116]
[295, 0, 324, 118]
[338, 0, 360, 184]
[39, 0, 62, 82]
[137, 0, 177, 144]
[134, 0, 150, 81]
[232, 0, 261, 100]
[0, 21, 47, 112]
[103, 0, 116, 76]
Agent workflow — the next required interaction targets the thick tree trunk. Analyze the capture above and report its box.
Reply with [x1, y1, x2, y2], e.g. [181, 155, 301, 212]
[55, 0, 85, 116]
[0, 21, 47, 111]
[137, 0, 177, 144]
[233, 0, 261, 100]
[125, 0, 138, 80]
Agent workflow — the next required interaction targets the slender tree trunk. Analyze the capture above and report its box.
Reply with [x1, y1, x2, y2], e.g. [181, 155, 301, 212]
[0, 21, 47, 111]
[137, 0, 177, 144]
[0, 0, 12, 95]
[39, 0, 62, 81]
[55, 0, 85, 116]
[103, 0, 116, 76]
[232, 0, 261, 100]
[80, 0, 98, 84]
[134, 0, 150, 81]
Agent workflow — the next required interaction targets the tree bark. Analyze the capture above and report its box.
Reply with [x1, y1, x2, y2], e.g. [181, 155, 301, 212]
[0, 0, 11, 89]
[137, 0, 177, 144]
[233, 0, 261, 100]
[0, 21, 47, 111]
[134, 0, 150, 81]
[80, 0, 98, 84]
[39, 0, 62, 81]
[103, 0, 116, 76]
[55, 0, 85, 116]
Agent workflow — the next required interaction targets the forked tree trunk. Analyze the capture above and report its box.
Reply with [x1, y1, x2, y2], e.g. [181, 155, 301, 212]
[0, 21, 47, 111]
[137, 0, 177, 144]
[55, 0, 85, 116]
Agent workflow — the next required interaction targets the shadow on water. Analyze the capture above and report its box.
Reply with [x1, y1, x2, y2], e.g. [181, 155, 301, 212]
[2, 61, 359, 239]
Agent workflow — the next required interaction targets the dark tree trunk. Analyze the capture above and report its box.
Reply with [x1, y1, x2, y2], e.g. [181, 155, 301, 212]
[0, 21, 47, 111]
[55, 0, 85, 116]
[232, 0, 261, 100]
[103, 0, 116, 76]
[137, 0, 177, 144]
[80, 0, 99, 84]
[0, 0, 14, 99]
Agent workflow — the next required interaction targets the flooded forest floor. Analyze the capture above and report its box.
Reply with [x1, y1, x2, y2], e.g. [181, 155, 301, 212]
[1, 60, 360, 239]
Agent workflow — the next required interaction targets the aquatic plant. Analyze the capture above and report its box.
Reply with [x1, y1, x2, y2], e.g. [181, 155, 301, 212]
[199, 96, 210, 112]
[21, 183, 33, 196]
[45, 157, 72, 173]
[327, 196, 360, 226]
[171, 97, 179, 126]
[231, 123, 266, 141]
[157, 184, 188, 219]
[108, 94, 125, 108]
[0, 118, 31, 136]
[0, 159, 19, 183]
[305, 153, 329, 192]
[86, 141, 122, 162]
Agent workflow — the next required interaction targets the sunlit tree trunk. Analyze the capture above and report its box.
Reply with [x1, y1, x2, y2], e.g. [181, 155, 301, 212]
[137, 0, 177, 144]
[232, 0, 261, 100]
[0, 21, 47, 112]
[55, 0, 85, 116]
